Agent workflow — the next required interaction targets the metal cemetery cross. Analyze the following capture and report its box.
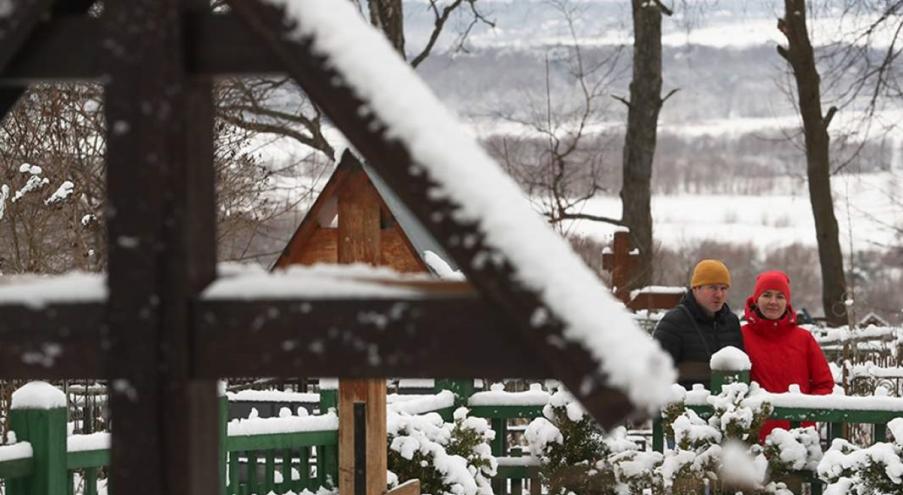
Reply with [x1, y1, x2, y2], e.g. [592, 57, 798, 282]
[0, 1, 654, 494]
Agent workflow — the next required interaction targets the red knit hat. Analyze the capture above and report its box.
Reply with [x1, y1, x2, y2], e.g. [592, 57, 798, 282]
[753, 270, 791, 304]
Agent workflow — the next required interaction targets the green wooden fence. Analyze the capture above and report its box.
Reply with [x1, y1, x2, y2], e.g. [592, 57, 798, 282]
[4, 377, 893, 495]
[0, 390, 341, 495]
[652, 369, 903, 495]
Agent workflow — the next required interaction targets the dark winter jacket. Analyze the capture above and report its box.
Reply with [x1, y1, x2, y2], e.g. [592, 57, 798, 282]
[741, 297, 834, 441]
[652, 291, 743, 389]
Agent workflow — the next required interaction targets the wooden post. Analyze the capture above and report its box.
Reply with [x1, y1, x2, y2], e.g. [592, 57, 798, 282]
[7, 383, 67, 495]
[601, 231, 637, 304]
[603, 230, 684, 311]
[338, 167, 388, 495]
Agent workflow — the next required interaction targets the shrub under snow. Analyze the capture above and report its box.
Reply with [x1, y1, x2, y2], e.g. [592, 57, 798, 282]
[387, 407, 495, 495]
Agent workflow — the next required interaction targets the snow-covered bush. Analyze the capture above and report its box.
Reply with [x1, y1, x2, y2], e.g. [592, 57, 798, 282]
[387, 407, 495, 495]
[816, 418, 903, 494]
[523, 383, 803, 494]
[708, 382, 772, 443]
[524, 390, 616, 494]
[763, 427, 823, 476]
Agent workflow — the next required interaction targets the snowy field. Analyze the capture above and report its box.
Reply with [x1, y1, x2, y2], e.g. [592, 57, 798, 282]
[257, 119, 903, 256]
[559, 171, 903, 252]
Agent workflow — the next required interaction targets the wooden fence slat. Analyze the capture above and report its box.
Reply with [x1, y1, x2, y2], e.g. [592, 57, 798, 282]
[281, 449, 293, 492]
[247, 452, 258, 493]
[264, 451, 275, 494]
[228, 452, 239, 495]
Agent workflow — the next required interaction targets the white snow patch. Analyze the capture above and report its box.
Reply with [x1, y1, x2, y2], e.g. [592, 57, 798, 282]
[0, 272, 106, 309]
[204, 263, 431, 300]
[0, 442, 32, 463]
[227, 389, 319, 403]
[468, 383, 549, 406]
[11, 381, 66, 410]
[45, 181, 74, 205]
[389, 390, 454, 415]
[227, 411, 338, 436]
[12, 175, 49, 203]
[710, 346, 751, 371]
[423, 250, 464, 281]
[67, 432, 110, 453]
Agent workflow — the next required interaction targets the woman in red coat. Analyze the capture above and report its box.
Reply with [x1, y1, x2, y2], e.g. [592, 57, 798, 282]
[741, 270, 834, 441]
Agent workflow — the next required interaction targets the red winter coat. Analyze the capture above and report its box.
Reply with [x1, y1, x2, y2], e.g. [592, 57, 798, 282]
[741, 297, 834, 442]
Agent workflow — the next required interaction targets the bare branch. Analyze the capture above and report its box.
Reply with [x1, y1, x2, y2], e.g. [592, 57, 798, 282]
[661, 88, 680, 106]
[652, 0, 673, 17]
[611, 94, 631, 108]
[410, 0, 465, 68]
[824, 105, 838, 130]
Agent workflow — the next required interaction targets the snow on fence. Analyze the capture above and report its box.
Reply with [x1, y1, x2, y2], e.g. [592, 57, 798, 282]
[9, 368, 903, 495]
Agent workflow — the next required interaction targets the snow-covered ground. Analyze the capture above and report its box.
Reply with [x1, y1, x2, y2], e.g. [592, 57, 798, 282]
[558, 171, 903, 252]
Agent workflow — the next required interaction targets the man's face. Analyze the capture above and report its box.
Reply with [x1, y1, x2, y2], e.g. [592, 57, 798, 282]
[692, 284, 729, 315]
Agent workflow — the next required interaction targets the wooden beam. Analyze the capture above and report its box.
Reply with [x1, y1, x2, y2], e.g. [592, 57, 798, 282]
[103, 1, 217, 495]
[0, 16, 103, 84]
[336, 154, 386, 495]
[295, 227, 338, 265]
[192, 297, 551, 379]
[388, 479, 421, 495]
[0, 303, 104, 378]
[337, 167, 382, 265]
[273, 155, 353, 268]
[0, 87, 25, 124]
[0, 0, 54, 119]
[380, 226, 425, 273]
[0, 14, 285, 84]
[224, 0, 639, 428]
[0, 0, 54, 71]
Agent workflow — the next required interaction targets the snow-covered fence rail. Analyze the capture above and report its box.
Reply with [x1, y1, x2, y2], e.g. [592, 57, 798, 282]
[0, 383, 340, 495]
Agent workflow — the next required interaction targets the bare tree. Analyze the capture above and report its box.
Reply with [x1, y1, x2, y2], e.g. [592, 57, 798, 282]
[0, 83, 303, 273]
[778, 0, 849, 326]
[487, 1, 625, 236]
[221, 0, 494, 163]
[617, 0, 676, 290]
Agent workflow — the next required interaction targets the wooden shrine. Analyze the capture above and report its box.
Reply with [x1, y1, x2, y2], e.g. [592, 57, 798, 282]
[274, 151, 455, 495]
[0, 2, 667, 495]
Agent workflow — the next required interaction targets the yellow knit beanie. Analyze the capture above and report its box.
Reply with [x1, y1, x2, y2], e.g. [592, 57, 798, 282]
[690, 259, 731, 288]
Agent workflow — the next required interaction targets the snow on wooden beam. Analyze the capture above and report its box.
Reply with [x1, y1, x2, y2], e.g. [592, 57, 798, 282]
[0, 14, 286, 84]
[224, 0, 673, 428]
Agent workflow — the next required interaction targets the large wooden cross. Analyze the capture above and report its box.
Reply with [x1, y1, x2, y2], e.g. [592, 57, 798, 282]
[602, 231, 684, 311]
[0, 2, 652, 494]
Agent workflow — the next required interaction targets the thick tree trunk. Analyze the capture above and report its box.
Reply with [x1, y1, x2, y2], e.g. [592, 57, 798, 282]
[368, 0, 405, 56]
[779, 0, 849, 326]
[620, 0, 663, 290]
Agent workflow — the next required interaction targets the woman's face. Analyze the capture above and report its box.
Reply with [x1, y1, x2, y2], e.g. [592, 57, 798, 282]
[757, 289, 788, 320]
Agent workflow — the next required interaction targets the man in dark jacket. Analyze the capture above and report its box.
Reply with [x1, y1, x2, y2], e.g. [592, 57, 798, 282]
[652, 259, 743, 389]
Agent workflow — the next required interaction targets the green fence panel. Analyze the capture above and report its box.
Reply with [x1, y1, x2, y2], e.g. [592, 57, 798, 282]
[7, 406, 67, 495]
[0, 457, 34, 479]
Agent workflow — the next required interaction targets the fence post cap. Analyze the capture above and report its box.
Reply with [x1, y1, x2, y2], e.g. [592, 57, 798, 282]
[11, 381, 66, 410]
[709, 346, 751, 371]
